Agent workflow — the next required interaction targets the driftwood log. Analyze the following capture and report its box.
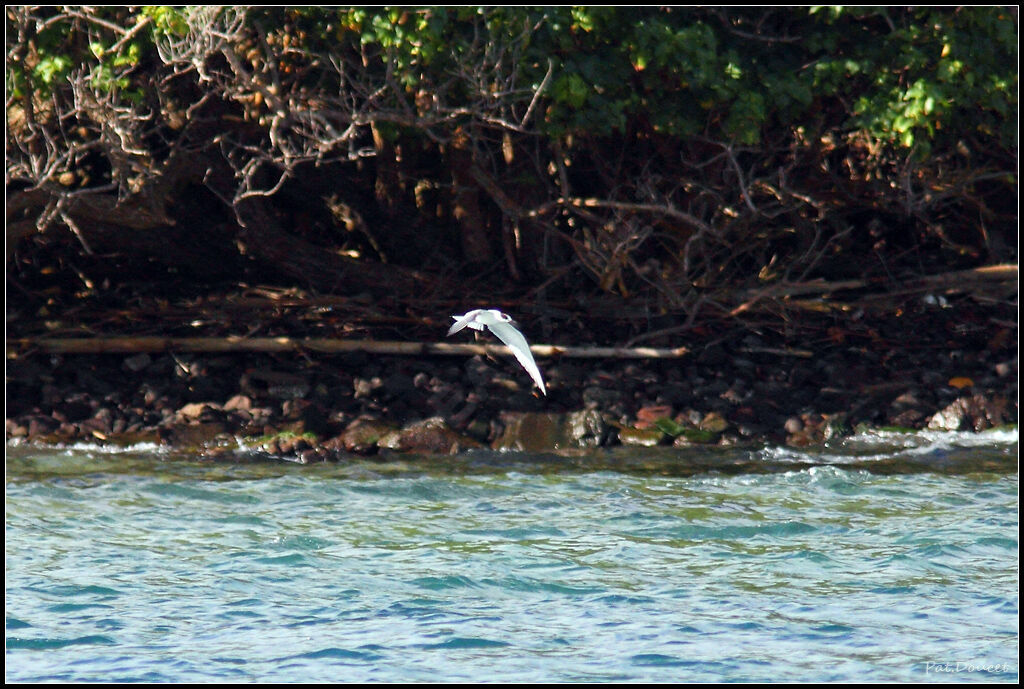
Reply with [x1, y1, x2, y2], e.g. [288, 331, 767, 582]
[7, 336, 690, 360]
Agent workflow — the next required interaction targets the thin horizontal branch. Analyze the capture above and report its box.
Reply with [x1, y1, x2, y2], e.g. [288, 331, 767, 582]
[730, 263, 1018, 315]
[528, 197, 717, 237]
[9, 336, 689, 359]
[751, 264, 1017, 299]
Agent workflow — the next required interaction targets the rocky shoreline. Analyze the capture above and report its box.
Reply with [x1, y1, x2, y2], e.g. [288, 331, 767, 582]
[6, 314, 1017, 462]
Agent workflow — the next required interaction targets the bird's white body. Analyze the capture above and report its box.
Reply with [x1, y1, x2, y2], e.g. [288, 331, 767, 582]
[448, 309, 547, 395]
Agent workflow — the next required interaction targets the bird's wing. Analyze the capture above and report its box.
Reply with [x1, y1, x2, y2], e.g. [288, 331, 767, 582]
[447, 310, 482, 336]
[487, 321, 547, 395]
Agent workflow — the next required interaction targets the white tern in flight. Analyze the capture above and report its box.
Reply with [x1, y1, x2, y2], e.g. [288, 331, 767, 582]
[447, 309, 547, 395]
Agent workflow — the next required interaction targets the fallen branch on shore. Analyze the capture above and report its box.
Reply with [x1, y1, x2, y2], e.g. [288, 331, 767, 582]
[8, 336, 689, 359]
[729, 264, 1018, 316]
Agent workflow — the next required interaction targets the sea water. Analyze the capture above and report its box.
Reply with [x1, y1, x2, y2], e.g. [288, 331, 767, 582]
[5, 429, 1018, 682]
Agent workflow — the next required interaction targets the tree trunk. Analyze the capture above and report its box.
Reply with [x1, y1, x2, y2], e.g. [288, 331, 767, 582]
[448, 126, 493, 265]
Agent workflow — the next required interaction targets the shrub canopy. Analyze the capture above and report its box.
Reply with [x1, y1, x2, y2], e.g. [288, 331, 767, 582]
[5, 6, 1017, 327]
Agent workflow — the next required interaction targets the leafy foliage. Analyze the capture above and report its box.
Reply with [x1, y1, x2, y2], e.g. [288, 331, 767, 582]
[5, 6, 1017, 322]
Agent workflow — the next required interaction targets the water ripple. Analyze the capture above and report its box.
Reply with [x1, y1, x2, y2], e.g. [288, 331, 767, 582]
[5, 438, 1018, 683]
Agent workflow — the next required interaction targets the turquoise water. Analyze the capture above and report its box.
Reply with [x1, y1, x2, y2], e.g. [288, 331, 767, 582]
[6, 430, 1019, 682]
